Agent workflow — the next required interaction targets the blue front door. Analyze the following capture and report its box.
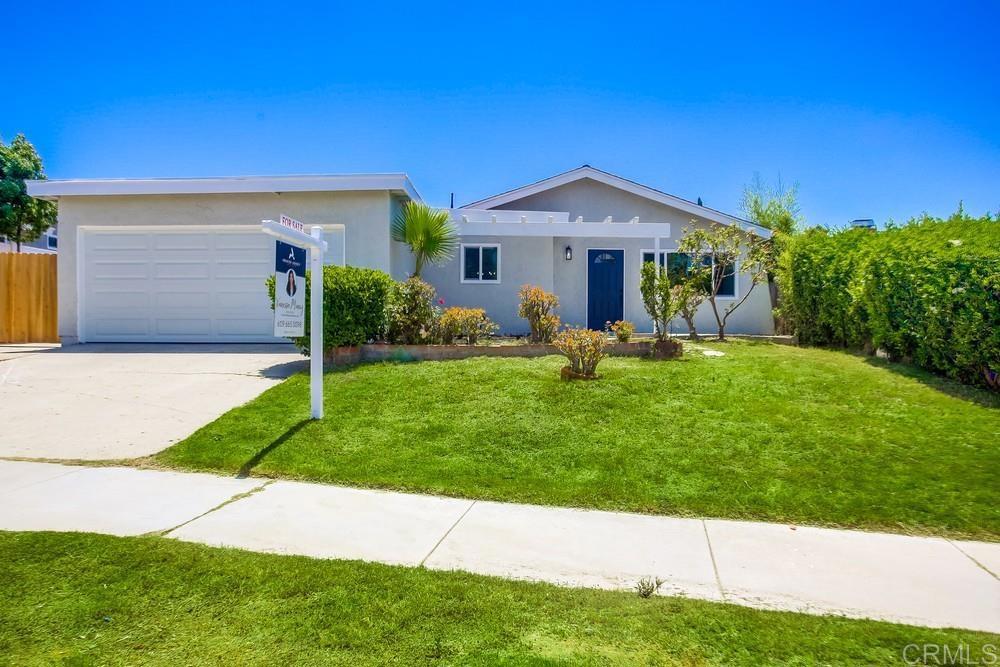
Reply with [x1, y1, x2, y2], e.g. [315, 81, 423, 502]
[587, 249, 624, 330]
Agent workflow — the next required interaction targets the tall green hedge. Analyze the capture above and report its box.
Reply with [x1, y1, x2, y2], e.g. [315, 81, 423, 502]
[267, 265, 394, 353]
[779, 211, 1000, 387]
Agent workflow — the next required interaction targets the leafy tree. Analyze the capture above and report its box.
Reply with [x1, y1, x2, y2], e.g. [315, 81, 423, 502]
[740, 174, 802, 323]
[740, 173, 801, 237]
[639, 260, 682, 342]
[0, 134, 57, 251]
[391, 202, 458, 277]
[671, 278, 707, 342]
[678, 224, 773, 341]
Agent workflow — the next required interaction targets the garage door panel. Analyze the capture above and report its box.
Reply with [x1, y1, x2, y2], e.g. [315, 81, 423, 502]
[214, 290, 269, 310]
[154, 291, 212, 308]
[82, 228, 283, 343]
[215, 260, 271, 279]
[215, 233, 270, 251]
[154, 262, 211, 279]
[89, 234, 151, 251]
[155, 319, 213, 336]
[95, 318, 150, 336]
[153, 233, 212, 250]
[92, 290, 151, 309]
[91, 261, 151, 280]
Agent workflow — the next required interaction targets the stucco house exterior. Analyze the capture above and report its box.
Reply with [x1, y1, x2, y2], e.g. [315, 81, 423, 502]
[427, 165, 773, 336]
[27, 166, 772, 344]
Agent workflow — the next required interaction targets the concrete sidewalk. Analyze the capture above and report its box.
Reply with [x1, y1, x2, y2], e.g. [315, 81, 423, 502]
[1, 459, 998, 633]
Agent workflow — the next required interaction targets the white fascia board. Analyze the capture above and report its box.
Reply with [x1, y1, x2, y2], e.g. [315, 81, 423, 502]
[464, 166, 772, 239]
[457, 221, 672, 238]
[26, 173, 422, 202]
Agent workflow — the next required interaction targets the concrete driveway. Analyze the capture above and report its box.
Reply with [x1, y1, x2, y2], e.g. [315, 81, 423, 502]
[0, 343, 304, 460]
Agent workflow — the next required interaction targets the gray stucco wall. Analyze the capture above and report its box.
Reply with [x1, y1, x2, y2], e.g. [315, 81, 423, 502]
[422, 235, 553, 334]
[425, 178, 774, 336]
[55, 190, 393, 343]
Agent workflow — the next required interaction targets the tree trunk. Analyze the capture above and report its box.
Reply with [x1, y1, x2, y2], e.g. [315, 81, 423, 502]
[683, 315, 699, 342]
[708, 296, 725, 341]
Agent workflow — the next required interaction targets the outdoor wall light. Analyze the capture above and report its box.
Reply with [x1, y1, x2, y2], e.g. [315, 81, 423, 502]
[564, 246, 573, 261]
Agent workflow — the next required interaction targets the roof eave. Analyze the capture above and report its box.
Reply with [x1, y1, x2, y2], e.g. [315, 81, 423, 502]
[464, 165, 771, 238]
[25, 174, 423, 203]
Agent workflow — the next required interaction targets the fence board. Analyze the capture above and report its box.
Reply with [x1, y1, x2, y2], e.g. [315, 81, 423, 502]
[0, 253, 58, 343]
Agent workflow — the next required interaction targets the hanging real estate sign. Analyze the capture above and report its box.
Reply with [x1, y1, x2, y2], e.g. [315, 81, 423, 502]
[274, 240, 306, 337]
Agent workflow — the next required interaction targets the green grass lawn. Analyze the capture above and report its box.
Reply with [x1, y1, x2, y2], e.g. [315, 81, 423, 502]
[157, 343, 1000, 540]
[2, 531, 996, 665]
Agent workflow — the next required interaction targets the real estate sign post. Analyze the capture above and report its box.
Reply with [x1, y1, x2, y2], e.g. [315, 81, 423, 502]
[262, 215, 327, 419]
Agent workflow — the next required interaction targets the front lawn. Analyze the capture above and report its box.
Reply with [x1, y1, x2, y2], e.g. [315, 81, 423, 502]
[2, 531, 996, 664]
[158, 343, 1000, 539]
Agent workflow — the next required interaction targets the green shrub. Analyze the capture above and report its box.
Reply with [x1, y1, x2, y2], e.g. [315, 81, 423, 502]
[517, 285, 560, 343]
[438, 307, 498, 345]
[554, 327, 609, 377]
[609, 320, 635, 343]
[267, 265, 394, 354]
[388, 277, 440, 344]
[779, 211, 1000, 387]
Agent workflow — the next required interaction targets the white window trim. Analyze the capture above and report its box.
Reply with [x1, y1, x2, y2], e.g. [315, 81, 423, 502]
[460, 243, 501, 284]
[46, 234, 58, 249]
[638, 248, 738, 299]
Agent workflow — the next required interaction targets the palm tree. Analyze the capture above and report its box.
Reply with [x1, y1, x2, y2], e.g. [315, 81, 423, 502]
[391, 201, 458, 277]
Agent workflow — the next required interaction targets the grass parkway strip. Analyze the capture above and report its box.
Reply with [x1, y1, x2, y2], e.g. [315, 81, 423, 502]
[157, 343, 1000, 541]
[2, 531, 998, 665]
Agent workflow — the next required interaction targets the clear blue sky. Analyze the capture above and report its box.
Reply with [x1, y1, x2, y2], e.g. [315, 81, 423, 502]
[7, 1, 999, 227]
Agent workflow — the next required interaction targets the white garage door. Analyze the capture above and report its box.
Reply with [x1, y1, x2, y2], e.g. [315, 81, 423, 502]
[80, 227, 281, 343]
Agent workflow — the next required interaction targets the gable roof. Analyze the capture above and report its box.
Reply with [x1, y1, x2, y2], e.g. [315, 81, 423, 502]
[26, 173, 422, 202]
[463, 165, 771, 237]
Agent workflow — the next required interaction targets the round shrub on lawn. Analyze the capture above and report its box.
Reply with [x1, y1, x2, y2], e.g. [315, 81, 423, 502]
[267, 265, 394, 353]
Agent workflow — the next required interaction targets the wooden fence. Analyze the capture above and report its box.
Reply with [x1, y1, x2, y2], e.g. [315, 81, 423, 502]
[0, 253, 58, 343]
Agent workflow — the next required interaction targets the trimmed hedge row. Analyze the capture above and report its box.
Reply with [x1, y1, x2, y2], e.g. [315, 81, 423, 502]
[267, 265, 395, 353]
[778, 211, 1000, 387]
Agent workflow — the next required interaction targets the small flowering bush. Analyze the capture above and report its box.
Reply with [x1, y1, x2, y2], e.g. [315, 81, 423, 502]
[554, 327, 609, 377]
[387, 277, 439, 344]
[517, 285, 560, 343]
[609, 320, 635, 343]
[438, 307, 498, 345]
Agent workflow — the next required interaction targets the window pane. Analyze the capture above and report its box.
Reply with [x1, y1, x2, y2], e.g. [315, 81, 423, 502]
[716, 261, 736, 297]
[666, 253, 693, 286]
[463, 247, 480, 280]
[481, 247, 498, 280]
[642, 252, 655, 265]
[666, 252, 690, 276]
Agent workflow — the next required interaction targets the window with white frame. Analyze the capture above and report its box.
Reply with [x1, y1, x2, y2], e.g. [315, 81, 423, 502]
[461, 244, 500, 283]
[640, 250, 736, 297]
[46, 227, 58, 250]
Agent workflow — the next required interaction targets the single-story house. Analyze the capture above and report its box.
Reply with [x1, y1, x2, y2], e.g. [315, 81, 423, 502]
[27, 166, 773, 344]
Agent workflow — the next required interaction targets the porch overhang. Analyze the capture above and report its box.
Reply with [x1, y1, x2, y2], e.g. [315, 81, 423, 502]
[451, 208, 671, 238]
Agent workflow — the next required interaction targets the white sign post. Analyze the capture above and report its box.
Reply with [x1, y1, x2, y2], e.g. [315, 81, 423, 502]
[262, 215, 327, 419]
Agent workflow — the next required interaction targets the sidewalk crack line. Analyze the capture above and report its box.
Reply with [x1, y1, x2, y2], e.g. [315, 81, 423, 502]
[152, 480, 273, 538]
[702, 520, 727, 602]
[947, 539, 999, 582]
[420, 500, 477, 567]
